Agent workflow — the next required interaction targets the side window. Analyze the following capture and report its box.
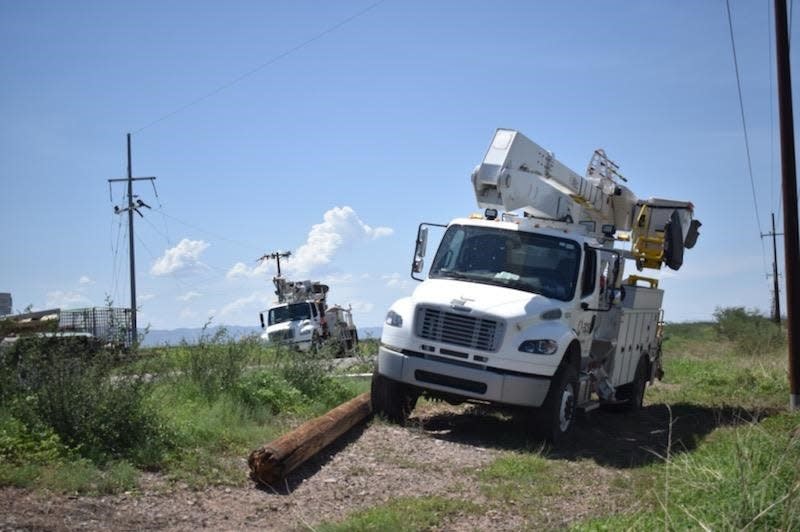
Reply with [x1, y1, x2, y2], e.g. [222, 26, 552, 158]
[581, 248, 597, 297]
[431, 227, 464, 272]
[310, 303, 318, 318]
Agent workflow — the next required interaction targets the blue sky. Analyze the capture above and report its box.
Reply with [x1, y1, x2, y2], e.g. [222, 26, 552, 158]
[0, 1, 794, 329]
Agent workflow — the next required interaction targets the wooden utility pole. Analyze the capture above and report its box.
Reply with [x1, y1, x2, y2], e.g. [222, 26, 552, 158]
[761, 212, 783, 324]
[774, 0, 800, 410]
[109, 133, 156, 347]
[249, 393, 371, 486]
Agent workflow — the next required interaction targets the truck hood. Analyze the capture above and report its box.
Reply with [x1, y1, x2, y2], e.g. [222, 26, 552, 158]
[411, 278, 558, 319]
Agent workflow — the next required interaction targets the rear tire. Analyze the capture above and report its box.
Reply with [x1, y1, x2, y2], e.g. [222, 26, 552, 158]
[370, 370, 417, 425]
[538, 363, 578, 444]
[616, 355, 648, 411]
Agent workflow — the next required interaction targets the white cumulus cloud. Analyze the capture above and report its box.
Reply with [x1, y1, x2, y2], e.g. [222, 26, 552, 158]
[226, 260, 272, 280]
[349, 300, 375, 314]
[382, 272, 414, 291]
[291, 206, 392, 275]
[151, 238, 209, 276]
[46, 290, 91, 309]
[219, 291, 271, 318]
[178, 291, 202, 302]
[225, 207, 392, 279]
[78, 275, 94, 285]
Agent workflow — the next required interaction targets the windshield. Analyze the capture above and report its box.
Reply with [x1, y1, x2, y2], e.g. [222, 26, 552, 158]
[429, 224, 581, 301]
[268, 303, 312, 325]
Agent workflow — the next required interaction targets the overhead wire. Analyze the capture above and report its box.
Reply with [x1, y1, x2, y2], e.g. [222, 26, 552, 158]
[113, 223, 129, 307]
[725, 0, 770, 276]
[110, 184, 127, 307]
[138, 214, 244, 299]
[151, 207, 264, 255]
[133, 0, 387, 134]
[150, 180, 173, 247]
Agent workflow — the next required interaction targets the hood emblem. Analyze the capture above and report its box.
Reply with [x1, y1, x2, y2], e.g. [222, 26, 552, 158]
[450, 298, 472, 312]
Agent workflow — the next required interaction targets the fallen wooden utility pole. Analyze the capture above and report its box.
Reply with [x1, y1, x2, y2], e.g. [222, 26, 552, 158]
[248, 392, 372, 486]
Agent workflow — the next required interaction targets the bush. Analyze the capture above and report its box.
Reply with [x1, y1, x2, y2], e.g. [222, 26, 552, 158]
[235, 370, 307, 414]
[713, 307, 785, 356]
[0, 414, 66, 465]
[0, 336, 173, 466]
[274, 344, 352, 409]
[175, 326, 257, 400]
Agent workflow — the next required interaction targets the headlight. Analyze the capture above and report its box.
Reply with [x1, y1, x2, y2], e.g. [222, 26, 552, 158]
[518, 339, 558, 355]
[385, 310, 403, 327]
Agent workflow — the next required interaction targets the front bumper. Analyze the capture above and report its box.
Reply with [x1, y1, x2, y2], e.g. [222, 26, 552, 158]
[377, 345, 551, 408]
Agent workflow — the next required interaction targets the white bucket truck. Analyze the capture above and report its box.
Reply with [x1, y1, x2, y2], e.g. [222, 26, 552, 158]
[260, 277, 358, 353]
[371, 129, 701, 442]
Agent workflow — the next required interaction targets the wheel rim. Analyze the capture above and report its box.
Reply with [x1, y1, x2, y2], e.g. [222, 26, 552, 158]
[558, 386, 575, 432]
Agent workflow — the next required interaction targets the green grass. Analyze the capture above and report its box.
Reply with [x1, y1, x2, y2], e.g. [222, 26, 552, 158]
[570, 317, 798, 530]
[0, 459, 139, 495]
[574, 412, 800, 531]
[0, 328, 372, 491]
[478, 452, 562, 501]
[315, 496, 480, 532]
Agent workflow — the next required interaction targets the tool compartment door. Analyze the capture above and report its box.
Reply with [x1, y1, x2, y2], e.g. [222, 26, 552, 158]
[609, 285, 663, 387]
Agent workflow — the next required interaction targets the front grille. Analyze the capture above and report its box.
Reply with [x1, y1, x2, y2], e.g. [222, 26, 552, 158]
[268, 329, 294, 342]
[415, 306, 502, 352]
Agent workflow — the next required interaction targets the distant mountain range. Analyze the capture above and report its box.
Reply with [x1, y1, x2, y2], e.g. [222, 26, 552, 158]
[140, 325, 383, 347]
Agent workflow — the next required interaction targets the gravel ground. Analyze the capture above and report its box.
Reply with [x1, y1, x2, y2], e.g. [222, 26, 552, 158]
[1, 404, 504, 531]
[0, 398, 757, 531]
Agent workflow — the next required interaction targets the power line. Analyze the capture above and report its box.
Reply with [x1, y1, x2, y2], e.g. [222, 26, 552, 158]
[725, 0, 770, 275]
[133, 0, 387, 134]
[139, 215, 232, 280]
[151, 207, 263, 253]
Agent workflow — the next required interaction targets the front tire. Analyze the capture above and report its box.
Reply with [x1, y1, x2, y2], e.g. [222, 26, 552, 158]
[370, 370, 417, 425]
[539, 363, 578, 444]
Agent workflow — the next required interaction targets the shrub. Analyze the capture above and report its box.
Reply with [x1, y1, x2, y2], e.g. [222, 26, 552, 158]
[175, 326, 256, 400]
[235, 370, 307, 414]
[713, 306, 785, 356]
[0, 336, 173, 466]
[274, 344, 352, 409]
[0, 414, 66, 465]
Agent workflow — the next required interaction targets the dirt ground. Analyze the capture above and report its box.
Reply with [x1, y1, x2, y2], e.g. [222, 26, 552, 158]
[0, 398, 763, 531]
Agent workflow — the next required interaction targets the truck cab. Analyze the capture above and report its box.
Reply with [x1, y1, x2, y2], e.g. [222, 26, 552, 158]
[260, 300, 324, 351]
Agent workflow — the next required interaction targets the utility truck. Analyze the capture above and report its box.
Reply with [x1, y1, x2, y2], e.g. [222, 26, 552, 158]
[259, 276, 359, 353]
[371, 129, 701, 442]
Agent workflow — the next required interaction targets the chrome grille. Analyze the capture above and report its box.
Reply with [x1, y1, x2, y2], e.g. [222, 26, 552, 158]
[415, 306, 502, 352]
[268, 329, 294, 342]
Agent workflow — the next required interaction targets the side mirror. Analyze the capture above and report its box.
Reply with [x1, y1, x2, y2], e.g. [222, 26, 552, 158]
[411, 226, 428, 277]
[415, 226, 428, 259]
[609, 286, 626, 306]
[411, 222, 447, 281]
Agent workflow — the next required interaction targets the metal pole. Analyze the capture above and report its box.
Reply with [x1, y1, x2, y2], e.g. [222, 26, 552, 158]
[775, 0, 800, 410]
[771, 213, 781, 324]
[127, 133, 137, 346]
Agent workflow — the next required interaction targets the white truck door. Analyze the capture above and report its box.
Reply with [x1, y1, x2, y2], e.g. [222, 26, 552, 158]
[575, 247, 599, 357]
